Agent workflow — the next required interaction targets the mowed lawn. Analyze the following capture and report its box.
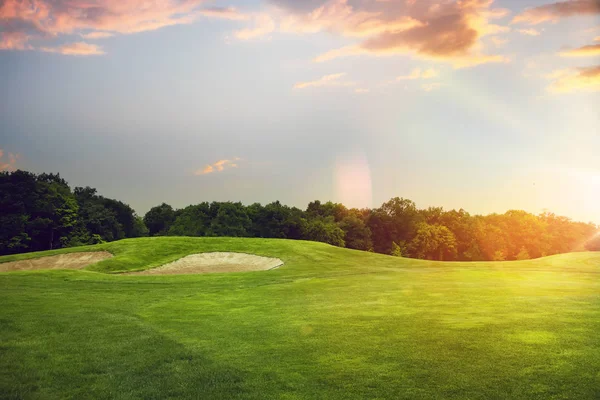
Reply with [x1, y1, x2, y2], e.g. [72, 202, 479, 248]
[0, 238, 599, 399]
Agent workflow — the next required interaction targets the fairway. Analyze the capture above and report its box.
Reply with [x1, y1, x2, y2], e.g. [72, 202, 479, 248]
[1, 237, 599, 399]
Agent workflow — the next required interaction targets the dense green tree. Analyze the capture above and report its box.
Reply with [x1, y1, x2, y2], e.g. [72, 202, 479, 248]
[207, 202, 252, 237]
[249, 201, 291, 238]
[73, 187, 124, 244]
[409, 223, 457, 261]
[2, 169, 598, 261]
[102, 198, 138, 238]
[306, 201, 348, 222]
[168, 203, 211, 237]
[391, 241, 407, 257]
[338, 214, 372, 251]
[368, 198, 422, 255]
[436, 209, 481, 261]
[28, 173, 79, 251]
[0, 171, 78, 253]
[144, 203, 175, 236]
[366, 210, 395, 254]
[302, 218, 345, 247]
[131, 216, 149, 238]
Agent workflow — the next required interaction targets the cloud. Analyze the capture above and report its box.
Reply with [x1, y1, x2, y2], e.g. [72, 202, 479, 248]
[421, 82, 443, 91]
[81, 31, 114, 39]
[490, 36, 508, 47]
[354, 88, 370, 93]
[293, 72, 354, 89]
[0, 0, 210, 53]
[227, 0, 509, 67]
[41, 42, 105, 56]
[200, 7, 249, 21]
[0, 31, 31, 50]
[313, 45, 367, 62]
[513, 0, 600, 25]
[517, 28, 541, 36]
[234, 14, 276, 40]
[302, 0, 511, 68]
[559, 43, 600, 57]
[396, 68, 439, 80]
[546, 65, 600, 93]
[0, 149, 20, 172]
[195, 158, 241, 175]
[277, 0, 423, 37]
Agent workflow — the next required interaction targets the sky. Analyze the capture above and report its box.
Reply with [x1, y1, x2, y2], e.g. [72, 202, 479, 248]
[0, 0, 599, 223]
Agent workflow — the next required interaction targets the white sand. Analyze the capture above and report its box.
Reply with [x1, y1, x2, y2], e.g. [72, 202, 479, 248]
[0, 251, 113, 272]
[126, 252, 284, 275]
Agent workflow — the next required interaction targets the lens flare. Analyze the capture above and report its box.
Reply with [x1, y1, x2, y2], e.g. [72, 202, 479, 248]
[334, 151, 373, 209]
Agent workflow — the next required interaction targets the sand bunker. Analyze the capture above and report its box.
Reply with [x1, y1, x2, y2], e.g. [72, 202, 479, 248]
[0, 251, 113, 272]
[127, 252, 284, 275]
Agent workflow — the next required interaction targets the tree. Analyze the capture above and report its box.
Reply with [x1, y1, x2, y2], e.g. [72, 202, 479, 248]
[131, 216, 149, 237]
[0, 171, 79, 253]
[302, 218, 345, 247]
[102, 198, 137, 238]
[473, 215, 509, 261]
[516, 247, 530, 260]
[492, 250, 506, 261]
[409, 223, 457, 261]
[30, 173, 79, 250]
[585, 232, 600, 251]
[338, 215, 372, 251]
[144, 203, 175, 236]
[368, 197, 422, 255]
[2, 169, 598, 261]
[73, 187, 124, 244]
[168, 203, 211, 237]
[391, 241, 407, 257]
[249, 201, 292, 238]
[0, 171, 37, 254]
[436, 209, 480, 261]
[207, 202, 251, 237]
[306, 201, 347, 222]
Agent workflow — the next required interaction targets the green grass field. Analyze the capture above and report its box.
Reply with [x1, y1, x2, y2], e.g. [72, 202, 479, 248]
[1, 237, 599, 399]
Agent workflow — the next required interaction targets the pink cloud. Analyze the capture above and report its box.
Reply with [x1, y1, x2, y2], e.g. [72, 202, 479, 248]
[546, 65, 600, 93]
[0, 0, 223, 53]
[0, 149, 20, 172]
[517, 28, 541, 36]
[41, 42, 105, 56]
[234, 14, 276, 40]
[396, 68, 439, 80]
[513, 0, 600, 25]
[559, 43, 600, 57]
[277, 0, 423, 37]
[293, 72, 353, 89]
[195, 158, 241, 175]
[258, 0, 510, 68]
[0, 31, 31, 50]
[200, 7, 248, 21]
[81, 31, 114, 39]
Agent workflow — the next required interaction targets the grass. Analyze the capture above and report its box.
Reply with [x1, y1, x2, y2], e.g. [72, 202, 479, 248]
[0, 237, 599, 399]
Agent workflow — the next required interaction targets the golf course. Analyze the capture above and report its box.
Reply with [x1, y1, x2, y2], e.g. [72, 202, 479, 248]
[0, 237, 598, 399]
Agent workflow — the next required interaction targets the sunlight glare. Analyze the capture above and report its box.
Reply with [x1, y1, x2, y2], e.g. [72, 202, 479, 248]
[334, 151, 373, 209]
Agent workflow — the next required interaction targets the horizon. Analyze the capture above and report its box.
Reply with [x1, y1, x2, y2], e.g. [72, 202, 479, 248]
[1, 0, 599, 224]
[5, 167, 600, 227]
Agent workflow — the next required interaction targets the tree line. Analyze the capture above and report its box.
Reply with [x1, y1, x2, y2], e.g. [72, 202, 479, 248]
[1, 170, 599, 259]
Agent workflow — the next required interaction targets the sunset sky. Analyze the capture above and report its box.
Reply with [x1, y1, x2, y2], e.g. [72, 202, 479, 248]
[1, 0, 599, 223]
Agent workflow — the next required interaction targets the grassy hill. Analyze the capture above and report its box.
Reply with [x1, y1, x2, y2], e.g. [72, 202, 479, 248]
[1, 237, 599, 399]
